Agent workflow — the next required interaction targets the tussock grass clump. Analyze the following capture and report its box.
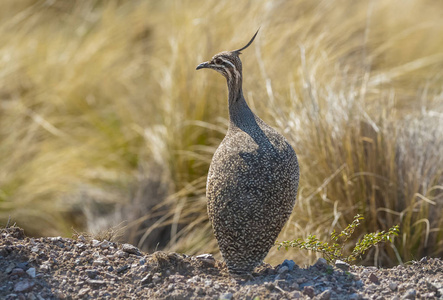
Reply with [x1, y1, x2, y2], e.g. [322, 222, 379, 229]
[0, 0, 442, 266]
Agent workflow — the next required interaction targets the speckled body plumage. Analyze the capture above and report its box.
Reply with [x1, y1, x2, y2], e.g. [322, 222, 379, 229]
[197, 31, 299, 276]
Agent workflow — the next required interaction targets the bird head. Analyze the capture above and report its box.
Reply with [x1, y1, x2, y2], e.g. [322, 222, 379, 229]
[196, 29, 259, 83]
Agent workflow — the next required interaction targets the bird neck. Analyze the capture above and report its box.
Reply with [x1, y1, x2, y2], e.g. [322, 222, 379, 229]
[227, 80, 256, 128]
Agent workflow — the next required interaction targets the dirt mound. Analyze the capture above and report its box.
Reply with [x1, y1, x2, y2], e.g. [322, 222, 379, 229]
[1, 226, 441, 299]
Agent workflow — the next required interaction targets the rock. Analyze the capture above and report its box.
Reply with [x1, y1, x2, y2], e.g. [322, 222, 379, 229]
[100, 240, 110, 249]
[152, 274, 161, 284]
[78, 288, 90, 297]
[335, 260, 350, 271]
[116, 265, 130, 273]
[291, 291, 303, 298]
[264, 282, 275, 290]
[10, 268, 25, 276]
[5, 263, 15, 274]
[274, 280, 286, 288]
[282, 259, 296, 271]
[402, 289, 416, 299]
[92, 258, 106, 266]
[16, 262, 28, 269]
[115, 250, 128, 258]
[419, 257, 427, 263]
[75, 242, 86, 250]
[297, 277, 308, 284]
[303, 286, 315, 298]
[277, 265, 289, 274]
[195, 287, 204, 295]
[354, 280, 363, 288]
[86, 269, 98, 279]
[122, 244, 141, 255]
[195, 254, 216, 267]
[389, 281, 398, 291]
[91, 240, 100, 247]
[87, 279, 106, 287]
[26, 268, 36, 278]
[348, 293, 361, 300]
[369, 273, 379, 283]
[317, 289, 332, 300]
[141, 274, 153, 285]
[14, 280, 35, 292]
[40, 263, 50, 272]
[219, 292, 233, 300]
[426, 280, 440, 293]
[187, 276, 200, 283]
[291, 282, 300, 290]
[77, 235, 86, 242]
[314, 258, 328, 268]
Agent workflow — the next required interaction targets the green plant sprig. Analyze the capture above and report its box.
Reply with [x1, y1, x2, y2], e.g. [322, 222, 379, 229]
[277, 215, 400, 264]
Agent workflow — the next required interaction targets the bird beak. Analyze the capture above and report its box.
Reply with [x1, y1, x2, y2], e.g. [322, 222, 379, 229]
[196, 61, 210, 70]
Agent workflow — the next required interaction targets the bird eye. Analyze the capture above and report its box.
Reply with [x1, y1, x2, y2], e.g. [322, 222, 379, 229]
[214, 58, 223, 65]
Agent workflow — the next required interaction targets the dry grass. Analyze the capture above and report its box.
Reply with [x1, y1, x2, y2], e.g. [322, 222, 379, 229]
[0, 0, 442, 266]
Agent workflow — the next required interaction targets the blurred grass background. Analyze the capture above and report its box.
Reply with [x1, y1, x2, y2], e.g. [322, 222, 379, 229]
[1, 0, 442, 267]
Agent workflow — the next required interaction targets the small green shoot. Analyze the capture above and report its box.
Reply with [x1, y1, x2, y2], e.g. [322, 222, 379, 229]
[277, 215, 399, 264]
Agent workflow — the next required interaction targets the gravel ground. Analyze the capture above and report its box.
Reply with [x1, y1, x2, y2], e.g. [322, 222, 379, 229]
[1, 226, 442, 299]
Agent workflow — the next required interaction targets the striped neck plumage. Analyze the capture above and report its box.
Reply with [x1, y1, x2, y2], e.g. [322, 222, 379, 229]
[227, 73, 256, 128]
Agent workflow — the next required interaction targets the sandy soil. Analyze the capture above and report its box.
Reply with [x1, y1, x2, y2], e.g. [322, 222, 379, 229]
[1, 226, 442, 299]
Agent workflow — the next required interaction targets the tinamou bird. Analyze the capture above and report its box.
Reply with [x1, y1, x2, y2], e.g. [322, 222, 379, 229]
[196, 30, 299, 277]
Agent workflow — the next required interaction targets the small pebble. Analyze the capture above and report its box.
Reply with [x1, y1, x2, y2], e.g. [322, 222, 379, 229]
[282, 259, 296, 271]
[303, 286, 315, 298]
[115, 250, 128, 258]
[93, 259, 106, 266]
[335, 259, 350, 271]
[78, 288, 90, 297]
[10, 268, 25, 277]
[86, 269, 98, 279]
[314, 258, 328, 267]
[318, 289, 332, 300]
[369, 273, 379, 283]
[140, 274, 153, 285]
[152, 274, 161, 284]
[265, 282, 275, 290]
[348, 293, 360, 300]
[219, 292, 233, 300]
[100, 241, 110, 249]
[116, 265, 130, 273]
[402, 289, 416, 299]
[14, 280, 35, 292]
[389, 281, 398, 291]
[16, 262, 28, 269]
[26, 268, 36, 278]
[87, 279, 106, 287]
[187, 276, 199, 283]
[122, 244, 141, 255]
[195, 254, 216, 267]
[5, 263, 16, 274]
